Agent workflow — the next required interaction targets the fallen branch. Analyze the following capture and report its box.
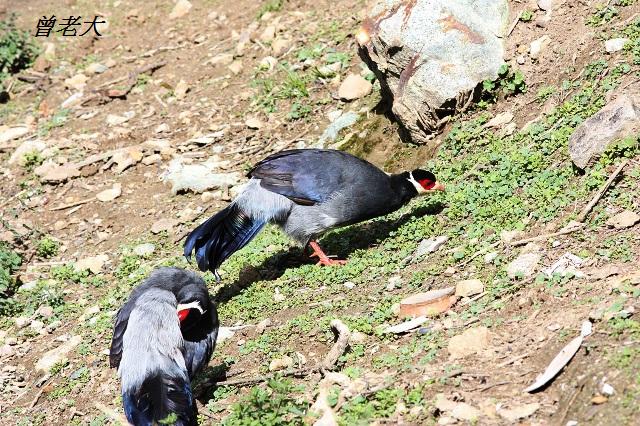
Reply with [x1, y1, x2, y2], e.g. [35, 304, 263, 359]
[506, 10, 523, 37]
[576, 159, 629, 223]
[203, 320, 350, 389]
[50, 197, 96, 211]
[509, 223, 585, 247]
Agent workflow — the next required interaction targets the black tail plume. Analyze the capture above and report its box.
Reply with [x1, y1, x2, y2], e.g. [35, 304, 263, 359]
[123, 370, 196, 426]
[183, 204, 266, 277]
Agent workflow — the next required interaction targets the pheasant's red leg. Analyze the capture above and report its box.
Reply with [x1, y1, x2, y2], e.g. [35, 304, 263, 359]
[308, 241, 347, 266]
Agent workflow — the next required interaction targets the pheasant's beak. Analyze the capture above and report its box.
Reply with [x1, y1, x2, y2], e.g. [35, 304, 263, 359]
[432, 181, 446, 192]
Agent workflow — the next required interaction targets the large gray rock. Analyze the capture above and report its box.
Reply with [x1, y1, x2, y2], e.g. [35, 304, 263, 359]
[357, 0, 509, 145]
[569, 94, 640, 169]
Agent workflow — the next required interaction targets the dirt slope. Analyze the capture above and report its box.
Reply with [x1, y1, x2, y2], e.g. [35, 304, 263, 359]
[1, 0, 639, 425]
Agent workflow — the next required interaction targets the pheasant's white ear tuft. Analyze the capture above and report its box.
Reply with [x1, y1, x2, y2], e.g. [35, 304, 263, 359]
[407, 172, 428, 194]
[176, 300, 204, 315]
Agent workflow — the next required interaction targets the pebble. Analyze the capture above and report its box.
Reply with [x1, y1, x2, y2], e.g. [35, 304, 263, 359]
[271, 37, 291, 56]
[169, 0, 192, 19]
[455, 279, 484, 297]
[344, 281, 355, 290]
[537, 0, 553, 10]
[530, 35, 551, 59]
[228, 60, 243, 75]
[133, 243, 155, 257]
[338, 74, 372, 101]
[605, 38, 629, 53]
[506, 252, 541, 278]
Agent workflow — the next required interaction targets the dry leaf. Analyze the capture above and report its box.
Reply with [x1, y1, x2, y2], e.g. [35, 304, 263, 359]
[525, 321, 592, 392]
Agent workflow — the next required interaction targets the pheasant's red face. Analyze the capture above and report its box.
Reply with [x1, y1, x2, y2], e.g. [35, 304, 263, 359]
[176, 301, 204, 325]
[418, 178, 436, 190]
[177, 309, 190, 323]
[409, 169, 445, 194]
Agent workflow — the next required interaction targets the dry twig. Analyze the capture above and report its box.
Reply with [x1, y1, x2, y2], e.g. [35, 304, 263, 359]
[576, 159, 629, 223]
[204, 320, 350, 389]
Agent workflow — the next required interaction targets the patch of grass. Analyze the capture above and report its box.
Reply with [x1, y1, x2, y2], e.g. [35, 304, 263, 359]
[0, 14, 40, 85]
[36, 236, 59, 259]
[520, 10, 534, 22]
[223, 378, 309, 425]
[287, 101, 312, 121]
[535, 85, 556, 103]
[480, 64, 526, 105]
[22, 150, 44, 172]
[257, 0, 283, 19]
[39, 108, 70, 135]
[0, 243, 22, 316]
[587, 5, 619, 26]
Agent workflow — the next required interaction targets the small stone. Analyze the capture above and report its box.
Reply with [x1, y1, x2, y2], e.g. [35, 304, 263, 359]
[35, 163, 80, 183]
[64, 73, 88, 90]
[387, 276, 403, 290]
[269, 355, 294, 371]
[506, 252, 541, 278]
[174, 79, 189, 100]
[349, 331, 367, 344]
[530, 35, 551, 60]
[451, 403, 481, 422]
[30, 320, 45, 334]
[245, 117, 263, 129]
[537, 0, 553, 11]
[605, 38, 629, 53]
[260, 25, 276, 43]
[484, 252, 498, 263]
[415, 236, 448, 258]
[338, 74, 372, 101]
[271, 37, 291, 56]
[201, 191, 217, 203]
[228, 60, 243, 75]
[516, 55, 526, 65]
[259, 56, 277, 71]
[96, 183, 122, 202]
[498, 402, 540, 422]
[443, 267, 456, 277]
[501, 229, 524, 243]
[606, 210, 640, 229]
[15, 316, 31, 329]
[151, 218, 179, 234]
[75, 254, 109, 274]
[106, 112, 134, 126]
[569, 95, 640, 169]
[37, 306, 54, 318]
[274, 287, 285, 302]
[0, 344, 14, 357]
[256, 318, 272, 334]
[85, 62, 108, 74]
[602, 383, 615, 395]
[133, 243, 155, 257]
[237, 339, 246, 346]
[169, 0, 192, 19]
[448, 326, 491, 359]
[209, 53, 234, 66]
[35, 335, 82, 373]
[142, 154, 162, 165]
[486, 111, 514, 128]
[0, 126, 30, 145]
[155, 123, 170, 133]
[344, 281, 355, 290]
[455, 279, 484, 297]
